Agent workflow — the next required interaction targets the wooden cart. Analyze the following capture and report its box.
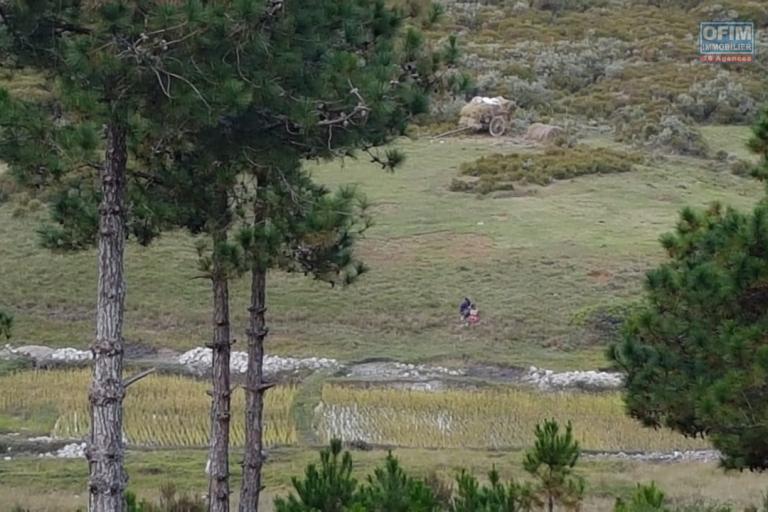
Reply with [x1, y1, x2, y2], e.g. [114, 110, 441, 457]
[436, 96, 516, 139]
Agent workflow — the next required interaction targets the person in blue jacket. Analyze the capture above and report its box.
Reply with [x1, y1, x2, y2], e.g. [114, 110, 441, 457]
[459, 297, 472, 322]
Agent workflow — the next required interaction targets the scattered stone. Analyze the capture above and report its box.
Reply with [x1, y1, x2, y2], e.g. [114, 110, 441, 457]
[41, 442, 86, 459]
[49, 348, 91, 362]
[585, 450, 721, 463]
[178, 347, 339, 375]
[5, 345, 91, 363]
[27, 436, 53, 443]
[11, 345, 55, 361]
[343, 361, 465, 381]
[522, 366, 623, 391]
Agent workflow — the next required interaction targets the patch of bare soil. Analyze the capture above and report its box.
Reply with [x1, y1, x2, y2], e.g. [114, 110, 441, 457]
[587, 269, 614, 284]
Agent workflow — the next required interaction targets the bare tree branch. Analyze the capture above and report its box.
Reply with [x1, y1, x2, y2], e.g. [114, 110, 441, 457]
[123, 368, 156, 389]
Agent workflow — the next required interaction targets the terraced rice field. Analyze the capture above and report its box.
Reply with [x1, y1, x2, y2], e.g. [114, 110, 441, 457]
[315, 385, 710, 452]
[0, 369, 711, 452]
[0, 369, 297, 447]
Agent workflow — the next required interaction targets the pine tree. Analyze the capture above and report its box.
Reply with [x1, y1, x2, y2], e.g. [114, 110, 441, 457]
[0, 3, 212, 509]
[609, 108, 768, 470]
[357, 451, 439, 512]
[450, 467, 534, 512]
[237, 173, 371, 512]
[231, 6, 466, 509]
[274, 439, 358, 512]
[127, 2, 468, 510]
[522, 420, 584, 512]
[613, 483, 668, 512]
[3, 3, 467, 509]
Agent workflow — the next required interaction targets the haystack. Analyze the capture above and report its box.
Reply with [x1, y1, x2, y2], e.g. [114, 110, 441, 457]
[458, 96, 513, 130]
[525, 123, 564, 143]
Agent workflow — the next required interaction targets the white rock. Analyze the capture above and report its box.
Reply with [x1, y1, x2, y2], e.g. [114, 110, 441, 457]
[41, 442, 87, 459]
[178, 347, 339, 375]
[9, 345, 91, 362]
[12, 345, 54, 360]
[50, 348, 91, 361]
[586, 450, 720, 463]
[522, 366, 623, 391]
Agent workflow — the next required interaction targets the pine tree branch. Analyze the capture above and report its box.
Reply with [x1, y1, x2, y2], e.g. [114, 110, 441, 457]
[123, 368, 156, 388]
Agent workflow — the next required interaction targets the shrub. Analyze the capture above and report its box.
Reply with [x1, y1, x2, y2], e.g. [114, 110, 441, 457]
[675, 71, 758, 124]
[452, 145, 640, 194]
[614, 482, 668, 512]
[425, 1, 446, 27]
[451, 467, 535, 512]
[0, 310, 13, 340]
[614, 108, 709, 157]
[530, 0, 608, 12]
[730, 159, 754, 177]
[504, 77, 554, 109]
[647, 115, 709, 157]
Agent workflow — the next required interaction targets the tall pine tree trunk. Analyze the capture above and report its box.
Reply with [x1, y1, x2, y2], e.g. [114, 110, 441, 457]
[239, 263, 270, 511]
[208, 226, 232, 512]
[88, 121, 128, 512]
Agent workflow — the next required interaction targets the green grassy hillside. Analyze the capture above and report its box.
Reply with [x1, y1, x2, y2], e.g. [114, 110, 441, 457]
[1, 134, 760, 369]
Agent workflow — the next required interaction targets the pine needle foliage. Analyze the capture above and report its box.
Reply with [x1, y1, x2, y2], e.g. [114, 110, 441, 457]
[610, 108, 768, 470]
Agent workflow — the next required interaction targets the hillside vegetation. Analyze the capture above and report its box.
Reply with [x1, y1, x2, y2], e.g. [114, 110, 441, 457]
[0, 1, 766, 372]
[2, 1, 768, 510]
[0, 134, 761, 369]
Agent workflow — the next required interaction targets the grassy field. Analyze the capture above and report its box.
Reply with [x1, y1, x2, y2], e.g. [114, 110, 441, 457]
[2, 446, 767, 512]
[0, 369, 297, 447]
[0, 133, 761, 369]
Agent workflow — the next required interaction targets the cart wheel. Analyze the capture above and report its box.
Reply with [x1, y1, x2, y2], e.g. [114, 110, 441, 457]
[489, 116, 507, 137]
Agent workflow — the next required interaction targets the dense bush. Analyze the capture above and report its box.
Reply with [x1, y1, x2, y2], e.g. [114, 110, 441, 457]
[532, 39, 626, 94]
[613, 108, 709, 157]
[530, 0, 609, 12]
[646, 115, 709, 157]
[504, 77, 554, 109]
[676, 71, 758, 124]
[614, 483, 667, 512]
[452, 145, 640, 194]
